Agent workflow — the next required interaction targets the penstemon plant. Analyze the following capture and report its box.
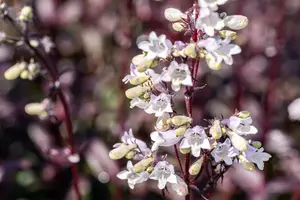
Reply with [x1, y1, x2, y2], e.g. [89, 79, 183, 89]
[109, 0, 272, 199]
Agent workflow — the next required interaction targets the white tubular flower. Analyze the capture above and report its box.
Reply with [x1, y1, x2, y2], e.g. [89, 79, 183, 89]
[198, 37, 241, 70]
[161, 61, 193, 91]
[228, 112, 258, 135]
[179, 126, 211, 157]
[149, 161, 177, 189]
[245, 146, 272, 170]
[211, 138, 238, 165]
[138, 31, 172, 60]
[117, 161, 149, 189]
[164, 8, 186, 22]
[121, 129, 151, 159]
[224, 15, 248, 30]
[145, 93, 173, 117]
[198, 0, 229, 11]
[195, 8, 224, 36]
[150, 130, 183, 151]
[171, 175, 188, 196]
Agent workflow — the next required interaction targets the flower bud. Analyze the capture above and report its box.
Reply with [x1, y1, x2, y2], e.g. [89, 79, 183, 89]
[164, 8, 186, 22]
[109, 144, 137, 160]
[219, 30, 237, 40]
[205, 52, 222, 70]
[129, 75, 150, 85]
[125, 150, 136, 159]
[146, 166, 153, 173]
[20, 70, 29, 79]
[224, 15, 248, 30]
[133, 157, 154, 173]
[189, 156, 204, 175]
[251, 141, 262, 149]
[238, 155, 255, 171]
[237, 111, 250, 118]
[180, 148, 191, 154]
[175, 125, 188, 136]
[143, 92, 150, 99]
[184, 43, 197, 58]
[209, 120, 222, 139]
[125, 85, 148, 99]
[172, 22, 185, 32]
[19, 6, 33, 21]
[132, 54, 155, 72]
[227, 131, 248, 152]
[4, 62, 26, 80]
[25, 103, 45, 115]
[171, 116, 192, 126]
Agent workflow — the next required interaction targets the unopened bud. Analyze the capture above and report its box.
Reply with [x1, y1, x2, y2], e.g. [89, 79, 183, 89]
[251, 141, 262, 149]
[125, 85, 148, 99]
[209, 120, 222, 139]
[68, 154, 80, 163]
[227, 131, 248, 152]
[224, 15, 248, 30]
[133, 157, 154, 173]
[172, 22, 185, 32]
[19, 6, 33, 21]
[180, 148, 191, 154]
[146, 166, 153, 173]
[175, 125, 188, 136]
[184, 43, 197, 58]
[219, 30, 237, 40]
[189, 156, 204, 175]
[109, 144, 137, 160]
[20, 70, 29, 79]
[125, 150, 136, 159]
[129, 75, 150, 85]
[237, 111, 250, 118]
[25, 103, 45, 115]
[171, 116, 192, 126]
[164, 8, 186, 22]
[4, 62, 26, 80]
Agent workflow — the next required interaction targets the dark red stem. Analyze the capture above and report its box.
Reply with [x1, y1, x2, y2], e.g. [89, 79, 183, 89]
[4, 15, 81, 200]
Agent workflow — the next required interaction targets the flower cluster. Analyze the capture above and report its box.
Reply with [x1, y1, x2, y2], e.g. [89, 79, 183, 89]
[109, 0, 271, 197]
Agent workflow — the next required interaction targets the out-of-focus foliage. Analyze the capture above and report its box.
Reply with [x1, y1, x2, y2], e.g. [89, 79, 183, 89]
[0, 0, 299, 199]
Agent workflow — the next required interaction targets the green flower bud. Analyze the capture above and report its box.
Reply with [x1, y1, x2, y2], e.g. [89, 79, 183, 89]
[4, 62, 26, 80]
[172, 22, 185, 32]
[237, 111, 251, 118]
[133, 157, 154, 173]
[251, 141, 262, 149]
[219, 30, 237, 40]
[171, 116, 192, 126]
[129, 75, 150, 85]
[125, 85, 148, 99]
[227, 131, 248, 152]
[143, 92, 150, 99]
[224, 15, 248, 30]
[19, 6, 33, 21]
[180, 148, 191, 154]
[146, 166, 153, 173]
[209, 120, 222, 140]
[25, 103, 45, 115]
[20, 70, 29, 79]
[184, 43, 197, 58]
[189, 156, 204, 175]
[175, 125, 188, 136]
[164, 8, 186, 22]
[125, 150, 136, 159]
[109, 144, 137, 160]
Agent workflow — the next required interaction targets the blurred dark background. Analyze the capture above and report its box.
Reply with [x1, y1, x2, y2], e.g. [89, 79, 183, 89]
[0, 0, 300, 199]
